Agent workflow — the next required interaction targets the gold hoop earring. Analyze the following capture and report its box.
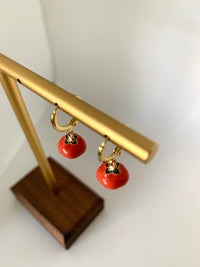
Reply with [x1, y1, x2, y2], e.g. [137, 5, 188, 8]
[51, 104, 86, 159]
[96, 137, 129, 190]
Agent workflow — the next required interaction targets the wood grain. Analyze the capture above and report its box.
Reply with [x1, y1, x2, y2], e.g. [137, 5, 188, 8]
[11, 157, 104, 249]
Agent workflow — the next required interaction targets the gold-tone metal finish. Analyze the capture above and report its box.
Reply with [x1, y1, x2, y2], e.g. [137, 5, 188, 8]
[98, 137, 122, 163]
[0, 53, 158, 163]
[0, 72, 56, 189]
[51, 104, 78, 133]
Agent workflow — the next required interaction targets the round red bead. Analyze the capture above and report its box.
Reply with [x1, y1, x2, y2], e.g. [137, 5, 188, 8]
[58, 133, 86, 159]
[96, 162, 129, 190]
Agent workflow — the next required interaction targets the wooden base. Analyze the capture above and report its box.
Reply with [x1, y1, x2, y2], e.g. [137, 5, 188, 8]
[11, 158, 104, 249]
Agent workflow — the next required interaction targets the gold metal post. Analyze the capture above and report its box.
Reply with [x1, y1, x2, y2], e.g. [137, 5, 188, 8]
[0, 72, 56, 189]
[0, 53, 158, 163]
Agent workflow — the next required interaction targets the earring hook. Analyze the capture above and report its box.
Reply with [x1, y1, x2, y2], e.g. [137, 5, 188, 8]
[98, 136, 122, 163]
[51, 95, 81, 133]
[51, 104, 78, 133]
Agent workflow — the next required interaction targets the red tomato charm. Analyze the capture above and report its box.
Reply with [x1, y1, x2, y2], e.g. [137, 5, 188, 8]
[96, 161, 129, 190]
[58, 133, 86, 159]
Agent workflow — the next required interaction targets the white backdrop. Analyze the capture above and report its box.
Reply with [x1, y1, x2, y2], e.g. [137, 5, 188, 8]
[0, 0, 53, 176]
[40, 0, 200, 140]
[0, 1, 200, 266]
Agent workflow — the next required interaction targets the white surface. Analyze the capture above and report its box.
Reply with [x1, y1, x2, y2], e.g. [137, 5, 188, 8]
[0, 102, 200, 267]
[0, 0, 200, 266]
[0, 0, 53, 176]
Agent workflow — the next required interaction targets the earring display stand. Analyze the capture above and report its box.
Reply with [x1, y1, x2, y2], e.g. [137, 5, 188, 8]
[0, 53, 158, 249]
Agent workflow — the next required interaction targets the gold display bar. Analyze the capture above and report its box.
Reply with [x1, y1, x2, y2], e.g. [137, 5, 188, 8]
[0, 53, 158, 163]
